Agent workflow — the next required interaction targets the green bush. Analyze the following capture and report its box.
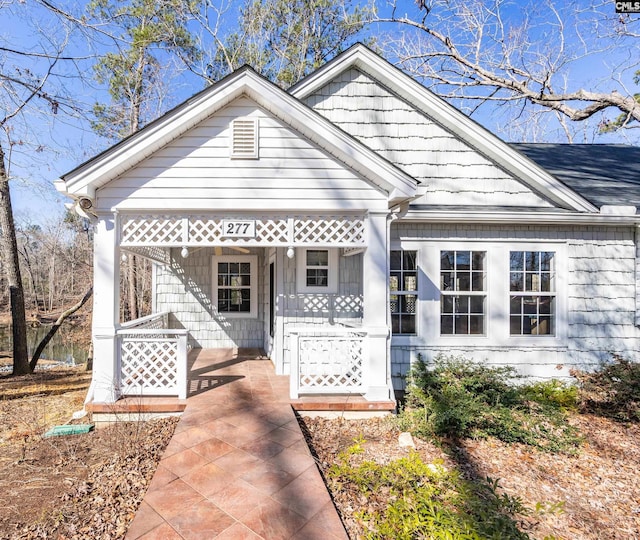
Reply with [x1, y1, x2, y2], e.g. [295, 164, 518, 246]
[573, 356, 640, 422]
[398, 355, 581, 453]
[329, 444, 532, 540]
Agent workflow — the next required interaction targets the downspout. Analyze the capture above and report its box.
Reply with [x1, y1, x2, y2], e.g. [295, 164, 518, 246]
[385, 203, 410, 402]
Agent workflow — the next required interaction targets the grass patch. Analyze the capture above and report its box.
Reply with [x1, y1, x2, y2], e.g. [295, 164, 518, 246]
[397, 355, 582, 454]
[329, 439, 541, 540]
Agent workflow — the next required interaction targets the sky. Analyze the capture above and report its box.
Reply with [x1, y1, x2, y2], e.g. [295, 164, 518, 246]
[2, 0, 639, 225]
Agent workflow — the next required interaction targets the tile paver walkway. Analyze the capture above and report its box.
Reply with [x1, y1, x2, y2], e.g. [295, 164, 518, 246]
[125, 348, 349, 540]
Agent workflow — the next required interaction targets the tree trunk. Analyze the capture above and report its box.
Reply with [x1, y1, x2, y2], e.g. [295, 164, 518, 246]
[127, 255, 138, 320]
[0, 142, 30, 375]
[30, 286, 92, 371]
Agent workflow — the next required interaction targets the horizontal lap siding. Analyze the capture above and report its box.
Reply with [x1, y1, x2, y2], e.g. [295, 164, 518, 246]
[304, 69, 554, 209]
[98, 98, 385, 211]
[390, 223, 639, 390]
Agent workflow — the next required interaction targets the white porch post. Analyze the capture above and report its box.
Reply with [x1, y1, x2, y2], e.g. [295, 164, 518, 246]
[363, 210, 391, 401]
[92, 213, 120, 403]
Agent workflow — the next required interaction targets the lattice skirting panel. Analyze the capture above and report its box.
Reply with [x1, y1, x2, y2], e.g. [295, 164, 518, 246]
[297, 335, 366, 393]
[119, 337, 180, 396]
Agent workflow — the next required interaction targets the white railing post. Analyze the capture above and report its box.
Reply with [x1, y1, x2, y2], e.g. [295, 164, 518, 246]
[289, 331, 300, 399]
[177, 332, 188, 399]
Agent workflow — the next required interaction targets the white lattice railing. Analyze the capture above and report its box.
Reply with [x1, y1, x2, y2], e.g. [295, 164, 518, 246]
[117, 313, 188, 399]
[119, 214, 366, 248]
[289, 327, 369, 398]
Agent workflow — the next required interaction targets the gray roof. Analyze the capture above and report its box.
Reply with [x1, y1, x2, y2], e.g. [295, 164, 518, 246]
[511, 143, 640, 209]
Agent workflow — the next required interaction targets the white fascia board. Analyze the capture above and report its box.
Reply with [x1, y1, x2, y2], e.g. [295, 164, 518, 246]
[62, 81, 244, 196]
[62, 66, 415, 202]
[292, 45, 598, 214]
[402, 209, 639, 226]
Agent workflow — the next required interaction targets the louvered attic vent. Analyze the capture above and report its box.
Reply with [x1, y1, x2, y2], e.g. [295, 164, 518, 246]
[230, 118, 259, 159]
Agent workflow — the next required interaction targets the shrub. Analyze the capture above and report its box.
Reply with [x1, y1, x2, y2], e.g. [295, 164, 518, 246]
[573, 355, 640, 422]
[398, 355, 581, 453]
[329, 443, 532, 540]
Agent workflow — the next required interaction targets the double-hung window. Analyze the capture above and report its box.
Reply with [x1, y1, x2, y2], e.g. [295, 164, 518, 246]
[440, 250, 486, 335]
[509, 251, 555, 335]
[296, 248, 338, 293]
[390, 250, 418, 334]
[213, 255, 257, 318]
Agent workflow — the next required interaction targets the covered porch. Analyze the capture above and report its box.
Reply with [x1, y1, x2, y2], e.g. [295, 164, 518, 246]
[90, 211, 395, 407]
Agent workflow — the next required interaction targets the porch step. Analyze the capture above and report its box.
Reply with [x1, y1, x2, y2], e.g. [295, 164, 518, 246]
[291, 396, 397, 413]
[87, 397, 187, 414]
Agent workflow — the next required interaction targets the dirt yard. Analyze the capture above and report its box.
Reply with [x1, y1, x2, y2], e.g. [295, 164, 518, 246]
[1, 367, 639, 539]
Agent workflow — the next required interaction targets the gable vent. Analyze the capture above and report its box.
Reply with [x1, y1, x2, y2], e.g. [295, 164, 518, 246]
[230, 118, 259, 159]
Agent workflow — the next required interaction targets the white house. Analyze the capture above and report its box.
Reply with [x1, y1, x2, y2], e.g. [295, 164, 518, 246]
[55, 44, 640, 408]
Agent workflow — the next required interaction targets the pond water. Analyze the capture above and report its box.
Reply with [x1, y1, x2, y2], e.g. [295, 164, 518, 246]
[0, 324, 89, 367]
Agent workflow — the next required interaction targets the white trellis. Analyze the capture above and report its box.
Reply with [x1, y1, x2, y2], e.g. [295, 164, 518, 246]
[117, 313, 188, 399]
[119, 213, 366, 247]
[289, 328, 368, 398]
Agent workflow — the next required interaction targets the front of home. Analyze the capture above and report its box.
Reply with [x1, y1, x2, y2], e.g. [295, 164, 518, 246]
[55, 44, 640, 406]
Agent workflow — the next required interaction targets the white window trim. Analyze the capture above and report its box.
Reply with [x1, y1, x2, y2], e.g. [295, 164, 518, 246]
[296, 248, 338, 294]
[212, 255, 258, 318]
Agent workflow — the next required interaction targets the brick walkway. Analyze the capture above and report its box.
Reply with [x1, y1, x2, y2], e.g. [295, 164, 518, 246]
[125, 349, 348, 539]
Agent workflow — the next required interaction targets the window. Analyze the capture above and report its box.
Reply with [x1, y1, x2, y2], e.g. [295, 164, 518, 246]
[213, 255, 257, 318]
[296, 248, 338, 293]
[509, 251, 555, 335]
[390, 250, 417, 334]
[440, 250, 486, 335]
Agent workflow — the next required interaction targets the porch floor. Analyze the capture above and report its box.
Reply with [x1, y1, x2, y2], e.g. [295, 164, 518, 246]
[124, 348, 352, 539]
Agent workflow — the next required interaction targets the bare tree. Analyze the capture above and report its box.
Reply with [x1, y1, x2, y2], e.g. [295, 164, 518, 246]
[373, 0, 640, 140]
[0, 1, 92, 374]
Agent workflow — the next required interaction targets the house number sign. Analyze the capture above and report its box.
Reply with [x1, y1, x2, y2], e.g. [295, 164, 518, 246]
[222, 220, 256, 238]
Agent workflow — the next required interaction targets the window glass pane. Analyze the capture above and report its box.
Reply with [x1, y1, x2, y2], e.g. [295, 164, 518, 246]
[540, 273, 551, 292]
[457, 272, 471, 291]
[510, 296, 522, 315]
[390, 251, 402, 270]
[441, 295, 454, 313]
[525, 252, 538, 271]
[306, 250, 328, 266]
[229, 263, 239, 273]
[510, 316, 522, 334]
[469, 315, 484, 334]
[391, 314, 400, 334]
[510, 272, 523, 292]
[440, 251, 454, 271]
[472, 251, 485, 271]
[540, 252, 554, 271]
[469, 295, 484, 313]
[401, 316, 415, 334]
[390, 294, 399, 313]
[441, 315, 454, 334]
[441, 272, 454, 291]
[456, 251, 471, 270]
[404, 273, 417, 291]
[389, 275, 399, 292]
[240, 262, 251, 274]
[510, 251, 523, 271]
[403, 251, 417, 270]
[455, 315, 468, 334]
[471, 272, 484, 291]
